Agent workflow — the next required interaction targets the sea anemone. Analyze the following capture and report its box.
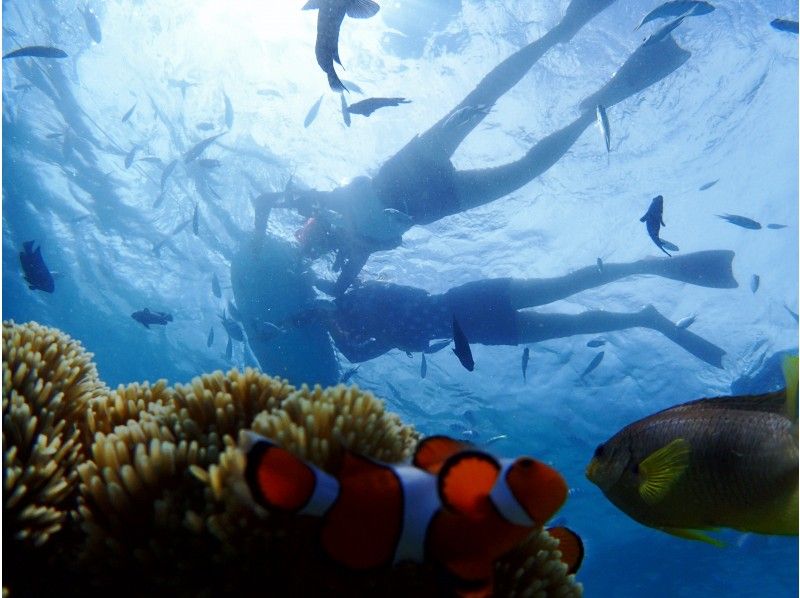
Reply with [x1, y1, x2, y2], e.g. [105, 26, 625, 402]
[3, 321, 582, 597]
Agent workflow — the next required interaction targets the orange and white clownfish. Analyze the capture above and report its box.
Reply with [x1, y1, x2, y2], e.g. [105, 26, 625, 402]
[241, 432, 583, 596]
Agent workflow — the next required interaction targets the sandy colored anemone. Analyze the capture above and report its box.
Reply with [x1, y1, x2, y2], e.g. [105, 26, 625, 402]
[3, 321, 582, 597]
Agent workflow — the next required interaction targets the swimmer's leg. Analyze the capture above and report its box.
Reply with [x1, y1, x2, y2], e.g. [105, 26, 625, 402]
[509, 250, 738, 308]
[418, 0, 617, 158]
[453, 36, 691, 211]
[517, 304, 725, 368]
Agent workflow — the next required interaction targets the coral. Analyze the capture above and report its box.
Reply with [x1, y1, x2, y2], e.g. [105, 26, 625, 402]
[3, 321, 582, 597]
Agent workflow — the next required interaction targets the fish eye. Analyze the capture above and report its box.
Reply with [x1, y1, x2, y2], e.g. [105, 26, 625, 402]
[593, 444, 605, 458]
[517, 458, 534, 469]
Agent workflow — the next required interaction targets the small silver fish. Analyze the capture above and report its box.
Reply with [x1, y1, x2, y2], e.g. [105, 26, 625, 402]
[81, 6, 102, 43]
[750, 275, 760, 294]
[223, 91, 234, 129]
[676, 314, 696, 329]
[192, 204, 199, 236]
[699, 179, 718, 191]
[122, 102, 137, 123]
[124, 145, 139, 168]
[207, 326, 214, 348]
[341, 93, 351, 127]
[184, 133, 225, 163]
[521, 347, 530, 382]
[304, 95, 324, 128]
[596, 104, 610, 153]
[580, 351, 605, 378]
[421, 352, 427, 379]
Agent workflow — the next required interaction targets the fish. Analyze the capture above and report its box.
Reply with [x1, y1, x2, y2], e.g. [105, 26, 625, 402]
[698, 179, 718, 191]
[254, 321, 284, 341]
[211, 274, 222, 299]
[659, 239, 680, 253]
[784, 304, 799, 323]
[347, 97, 411, 117]
[522, 347, 530, 382]
[197, 158, 221, 169]
[595, 104, 610, 153]
[750, 274, 760, 294]
[225, 336, 233, 360]
[152, 219, 192, 255]
[339, 79, 364, 93]
[586, 339, 606, 348]
[81, 6, 102, 43]
[184, 132, 225, 163]
[256, 88, 282, 98]
[124, 145, 139, 169]
[196, 122, 215, 131]
[634, 1, 715, 30]
[3, 46, 68, 60]
[644, 15, 685, 46]
[227, 300, 242, 322]
[442, 104, 492, 130]
[302, 0, 380, 92]
[241, 432, 582, 595]
[223, 91, 234, 129]
[586, 356, 799, 545]
[207, 326, 214, 348]
[716, 214, 761, 230]
[580, 351, 605, 379]
[421, 353, 428, 379]
[767, 223, 788, 230]
[596, 258, 604, 273]
[304, 95, 324, 128]
[131, 308, 173, 329]
[340, 365, 360, 383]
[46, 133, 63, 139]
[341, 93, 351, 127]
[484, 434, 509, 446]
[640, 195, 671, 256]
[771, 18, 799, 34]
[192, 204, 200, 236]
[676, 314, 696, 329]
[452, 317, 475, 372]
[160, 159, 178, 191]
[137, 156, 163, 165]
[219, 311, 245, 342]
[19, 241, 55, 293]
[425, 339, 451, 354]
[168, 78, 197, 98]
[121, 102, 137, 122]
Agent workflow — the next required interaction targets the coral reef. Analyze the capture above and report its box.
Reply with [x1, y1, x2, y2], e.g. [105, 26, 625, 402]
[3, 320, 582, 597]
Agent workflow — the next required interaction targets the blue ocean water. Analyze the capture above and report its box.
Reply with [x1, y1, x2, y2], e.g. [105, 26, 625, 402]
[2, 1, 798, 596]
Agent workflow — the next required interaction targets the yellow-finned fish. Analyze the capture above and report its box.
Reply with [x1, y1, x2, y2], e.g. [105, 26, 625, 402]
[586, 356, 798, 546]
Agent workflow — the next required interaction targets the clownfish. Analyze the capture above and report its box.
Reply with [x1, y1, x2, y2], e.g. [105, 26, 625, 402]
[242, 433, 583, 596]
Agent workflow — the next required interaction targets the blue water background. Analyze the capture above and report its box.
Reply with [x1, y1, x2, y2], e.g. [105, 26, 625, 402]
[3, 0, 798, 595]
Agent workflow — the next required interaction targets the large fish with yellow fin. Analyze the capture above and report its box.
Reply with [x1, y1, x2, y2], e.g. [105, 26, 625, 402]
[586, 356, 798, 546]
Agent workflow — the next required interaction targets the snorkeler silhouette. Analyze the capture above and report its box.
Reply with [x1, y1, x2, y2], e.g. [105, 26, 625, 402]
[279, 0, 692, 294]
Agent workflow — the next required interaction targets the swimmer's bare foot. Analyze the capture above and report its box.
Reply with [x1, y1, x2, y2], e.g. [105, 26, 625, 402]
[560, 0, 617, 40]
[639, 304, 725, 369]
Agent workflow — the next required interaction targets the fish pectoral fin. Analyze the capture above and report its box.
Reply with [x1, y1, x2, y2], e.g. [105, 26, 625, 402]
[782, 355, 798, 423]
[347, 0, 381, 19]
[637, 438, 691, 505]
[660, 526, 724, 548]
[639, 214, 647, 222]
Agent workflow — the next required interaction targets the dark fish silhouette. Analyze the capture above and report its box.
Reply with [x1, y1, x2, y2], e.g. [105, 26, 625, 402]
[340, 79, 364, 94]
[640, 195, 671, 256]
[168, 78, 197, 98]
[635, 1, 715, 30]
[580, 351, 605, 379]
[131, 308, 173, 328]
[196, 122, 215, 131]
[137, 156, 163, 165]
[750, 274, 760, 294]
[212, 274, 222, 298]
[225, 336, 233, 360]
[46, 132, 63, 139]
[587, 339, 606, 348]
[421, 352, 428, 379]
[19, 241, 55, 293]
[3, 46, 68, 60]
[207, 326, 214, 348]
[197, 158, 221, 169]
[347, 97, 411, 117]
[340, 365, 360, 383]
[771, 18, 799, 34]
[595, 104, 610, 153]
[452, 316, 475, 371]
[698, 179, 718, 191]
[425, 339, 451, 354]
[304, 95, 324, 128]
[124, 145, 139, 168]
[161, 159, 178, 191]
[121, 102, 137, 122]
[223, 91, 234, 128]
[152, 218, 191, 255]
[659, 239, 680, 253]
[227, 300, 242, 322]
[522, 347, 530, 382]
[341, 93, 351, 127]
[220, 310, 244, 342]
[644, 15, 685, 46]
[767, 223, 788, 230]
[303, 0, 380, 91]
[81, 6, 102, 43]
[192, 204, 200, 236]
[184, 132, 225, 163]
[784, 304, 799, 323]
[717, 214, 762, 230]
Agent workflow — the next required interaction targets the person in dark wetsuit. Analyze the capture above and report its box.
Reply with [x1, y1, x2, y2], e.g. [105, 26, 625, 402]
[282, 0, 693, 294]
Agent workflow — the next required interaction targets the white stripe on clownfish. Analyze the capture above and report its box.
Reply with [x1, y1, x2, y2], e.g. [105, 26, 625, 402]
[300, 462, 340, 516]
[394, 465, 439, 563]
[489, 459, 536, 527]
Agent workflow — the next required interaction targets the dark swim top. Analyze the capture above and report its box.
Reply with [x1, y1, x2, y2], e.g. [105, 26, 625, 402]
[372, 135, 461, 226]
[330, 278, 519, 363]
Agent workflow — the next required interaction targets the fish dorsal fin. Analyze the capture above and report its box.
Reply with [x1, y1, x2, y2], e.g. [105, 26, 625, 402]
[347, 0, 380, 19]
[338, 448, 386, 478]
[301, 0, 319, 9]
[437, 451, 500, 516]
[547, 526, 584, 574]
[661, 526, 724, 548]
[143, 307, 150, 313]
[638, 438, 691, 505]
[413, 435, 473, 474]
[782, 355, 798, 423]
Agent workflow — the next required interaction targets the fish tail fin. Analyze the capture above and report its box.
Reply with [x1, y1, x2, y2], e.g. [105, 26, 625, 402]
[646, 250, 738, 289]
[782, 355, 798, 423]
